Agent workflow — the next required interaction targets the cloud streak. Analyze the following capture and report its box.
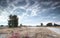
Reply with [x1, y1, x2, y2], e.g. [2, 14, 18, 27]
[0, 0, 60, 25]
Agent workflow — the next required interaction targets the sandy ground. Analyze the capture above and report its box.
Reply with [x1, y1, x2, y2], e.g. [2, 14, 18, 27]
[0, 27, 60, 38]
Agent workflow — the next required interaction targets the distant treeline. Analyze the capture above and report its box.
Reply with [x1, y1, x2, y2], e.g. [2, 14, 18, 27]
[0, 15, 60, 28]
[0, 23, 60, 27]
[46, 23, 60, 26]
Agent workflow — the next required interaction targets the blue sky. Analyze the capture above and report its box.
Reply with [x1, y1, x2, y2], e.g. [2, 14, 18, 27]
[0, 0, 60, 26]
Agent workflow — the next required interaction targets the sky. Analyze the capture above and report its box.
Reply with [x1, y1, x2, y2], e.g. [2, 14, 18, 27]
[0, 0, 60, 26]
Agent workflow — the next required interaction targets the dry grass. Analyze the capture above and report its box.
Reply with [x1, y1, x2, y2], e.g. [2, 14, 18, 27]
[0, 27, 60, 38]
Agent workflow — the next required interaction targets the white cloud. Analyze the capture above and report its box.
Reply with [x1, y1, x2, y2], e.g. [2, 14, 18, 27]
[31, 9, 37, 16]
[0, 15, 8, 25]
[53, 17, 56, 19]
[0, 0, 60, 26]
